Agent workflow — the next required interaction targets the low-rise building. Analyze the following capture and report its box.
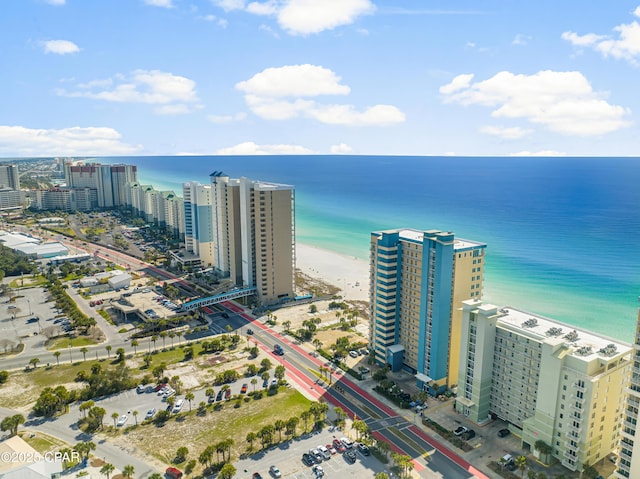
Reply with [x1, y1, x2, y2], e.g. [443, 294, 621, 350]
[108, 272, 131, 290]
[456, 299, 631, 472]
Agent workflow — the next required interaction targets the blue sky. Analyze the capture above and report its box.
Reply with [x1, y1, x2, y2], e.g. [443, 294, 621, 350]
[1, 0, 640, 157]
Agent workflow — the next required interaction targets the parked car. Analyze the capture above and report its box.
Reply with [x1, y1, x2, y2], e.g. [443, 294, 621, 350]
[116, 414, 128, 427]
[462, 429, 476, 440]
[312, 465, 324, 477]
[318, 445, 331, 459]
[340, 437, 354, 449]
[345, 450, 357, 463]
[172, 399, 184, 413]
[302, 453, 314, 466]
[269, 465, 282, 478]
[454, 426, 469, 436]
[145, 408, 156, 420]
[497, 428, 511, 437]
[225, 388, 231, 400]
[357, 443, 370, 456]
[349, 350, 358, 358]
[332, 439, 346, 453]
[309, 448, 323, 463]
[326, 444, 336, 455]
[216, 390, 223, 401]
[252, 474, 262, 479]
[165, 467, 183, 479]
[241, 383, 248, 394]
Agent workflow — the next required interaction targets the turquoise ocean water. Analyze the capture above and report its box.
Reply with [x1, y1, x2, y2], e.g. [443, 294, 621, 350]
[101, 155, 640, 341]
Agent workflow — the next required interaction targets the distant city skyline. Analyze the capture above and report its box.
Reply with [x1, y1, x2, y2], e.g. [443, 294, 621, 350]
[1, 1, 640, 157]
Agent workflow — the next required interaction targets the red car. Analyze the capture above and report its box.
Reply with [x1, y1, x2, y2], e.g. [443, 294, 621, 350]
[165, 467, 183, 479]
[332, 439, 346, 453]
[241, 384, 248, 394]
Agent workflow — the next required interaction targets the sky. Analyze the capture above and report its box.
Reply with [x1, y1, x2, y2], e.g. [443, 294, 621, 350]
[1, 0, 640, 157]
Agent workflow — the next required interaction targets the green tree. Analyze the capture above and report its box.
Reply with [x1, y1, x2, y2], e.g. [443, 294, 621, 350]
[131, 339, 139, 354]
[74, 441, 96, 460]
[105, 345, 112, 358]
[274, 419, 286, 442]
[53, 351, 61, 366]
[29, 357, 40, 369]
[122, 464, 135, 478]
[132, 410, 138, 425]
[115, 347, 125, 363]
[515, 455, 528, 479]
[274, 365, 286, 380]
[0, 414, 25, 436]
[533, 440, 552, 464]
[111, 412, 119, 428]
[80, 347, 89, 361]
[185, 392, 195, 411]
[100, 463, 115, 479]
[175, 446, 188, 463]
[246, 431, 257, 450]
[375, 473, 390, 479]
[219, 462, 236, 479]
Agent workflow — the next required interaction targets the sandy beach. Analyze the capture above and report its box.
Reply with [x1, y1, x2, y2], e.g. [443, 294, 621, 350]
[296, 243, 370, 302]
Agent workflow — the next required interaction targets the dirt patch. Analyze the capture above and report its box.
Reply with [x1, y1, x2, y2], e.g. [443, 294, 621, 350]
[207, 355, 228, 366]
[90, 458, 106, 467]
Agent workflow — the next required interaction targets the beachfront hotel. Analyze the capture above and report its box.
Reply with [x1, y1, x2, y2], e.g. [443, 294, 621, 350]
[615, 302, 640, 478]
[456, 299, 631, 472]
[369, 228, 486, 391]
[183, 181, 215, 268]
[64, 160, 138, 209]
[210, 172, 295, 305]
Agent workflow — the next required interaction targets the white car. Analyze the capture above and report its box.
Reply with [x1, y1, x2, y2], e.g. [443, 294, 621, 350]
[317, 445, 331, 460]
[144, 408, 156, 420]
[269, 465, 282, 478]
[116, 414, 128, 427]
[172, 399, 184, 413]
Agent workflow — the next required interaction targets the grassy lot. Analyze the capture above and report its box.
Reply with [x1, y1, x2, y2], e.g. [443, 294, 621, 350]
[8, 276, 48, 289]
[47, 336, 99, 351]
[20, 431, 67, 453]
[121, 388, 312, 470]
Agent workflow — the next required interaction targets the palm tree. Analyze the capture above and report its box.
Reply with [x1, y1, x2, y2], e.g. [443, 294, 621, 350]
[251, 377, 258, 392]
[160, 331, 168, 349]
[80, 347, 88, 361]
[185, 392, 195, 411]
[534, 440, 553, 465]
[53, 351, 61, 366]
[105, 345, 112, 358]
[111, 412, 119, 428]
[515, 455, 528, 479]
[300, 410, 312, 432]
[29, 357, 40, 369]
[169, 332, 175, 347]
[151, 335, 158, 351]
[176, 330, 182, 344]
[219, 463, 236, 479]
[100, 463, 115, 479]
[122, 464, 135, 478]
[132, 410, 138, 425]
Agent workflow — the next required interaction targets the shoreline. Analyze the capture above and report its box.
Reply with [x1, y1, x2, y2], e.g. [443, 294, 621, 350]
[296, 242, 370, 302]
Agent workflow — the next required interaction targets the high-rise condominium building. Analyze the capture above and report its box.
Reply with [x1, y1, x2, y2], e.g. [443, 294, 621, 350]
[125, 183, 184, 238]
[183, 182, 215, 267]
[0, 165, 19, 190]
[64, 161, 137, 208]
[369, 229, 486, 390]
[456, 299, 631, 472]
[210, 172, 295, 305]
[616, 302, 640, 478]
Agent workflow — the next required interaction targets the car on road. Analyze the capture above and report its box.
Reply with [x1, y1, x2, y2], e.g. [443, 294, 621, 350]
[357, 443, 370, 456]
[301, 453, 314, 466]
[345, 450, 357, 463]
[116, 414, 128, 427]
[241, 383, 248, 394]
[498, 428, 511, 437]
[247, 328, 254, 335]
[454, 426, 469, 436]
[145, 408, 156, 420]
[269, 465, 282, 477]
[332, 439, 346, 453]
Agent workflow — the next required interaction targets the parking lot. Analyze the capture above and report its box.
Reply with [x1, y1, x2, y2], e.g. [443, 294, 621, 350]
[0, 286, 59, 349]
[233, 427, 390, 479]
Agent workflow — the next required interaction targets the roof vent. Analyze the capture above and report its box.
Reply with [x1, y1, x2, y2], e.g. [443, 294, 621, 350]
[598, 343, 618, 357]
[522, 318, 538, 328]
[546, 327, 563, 337]
[576, 346, 593, 356]
[564, 330, 579, 342]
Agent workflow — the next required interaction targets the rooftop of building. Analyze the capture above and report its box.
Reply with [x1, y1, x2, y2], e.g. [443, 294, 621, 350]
[374, 228, 486, 250]
[15, 242, 69, 257]
[0, 231, 41, 247]
[467, 299, 632, 360]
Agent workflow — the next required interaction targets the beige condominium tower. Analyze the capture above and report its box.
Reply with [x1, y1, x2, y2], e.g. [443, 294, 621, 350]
[210, 172, 295, 306]
[456, 299, 631, 472]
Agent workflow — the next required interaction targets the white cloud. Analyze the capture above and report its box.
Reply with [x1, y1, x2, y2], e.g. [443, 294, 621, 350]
[42, 40, 80, 55]
[562, 11, 640, 64]
[212, 0, 374, 35]
[441, 70, 631, 136]
[278, 0, 375, 35]
[330, 143, 353, 154]
[143, 0, 173, 7]
[44, 0, 65, 5]
[58, 70, 200, 114]
[479, 125, 533, 139]
[508, 150, 567, 157]
[215, 141, 314, 155]
[207, 112, 247, 123]
[0, 125, 141, 156]
[236, 64, 350, 98]
[512, 34, 532, 45]
[200, 14, 229, 27]
[236, 64, 405, 126]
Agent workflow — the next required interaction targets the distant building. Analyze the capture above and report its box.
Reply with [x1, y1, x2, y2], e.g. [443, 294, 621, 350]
[108, 272, 132, 290]
[34, 187, 96, 212]
[125, 183, 183, 238]
[369, 228, 485, 391]
[0, 188, 23, 211]
[456, 299, 631, 472]
[615, 302, 640, 478]
[0, 164, 19, 190]
[14, 242, 68, 259]
[64, 161, 137, 208]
